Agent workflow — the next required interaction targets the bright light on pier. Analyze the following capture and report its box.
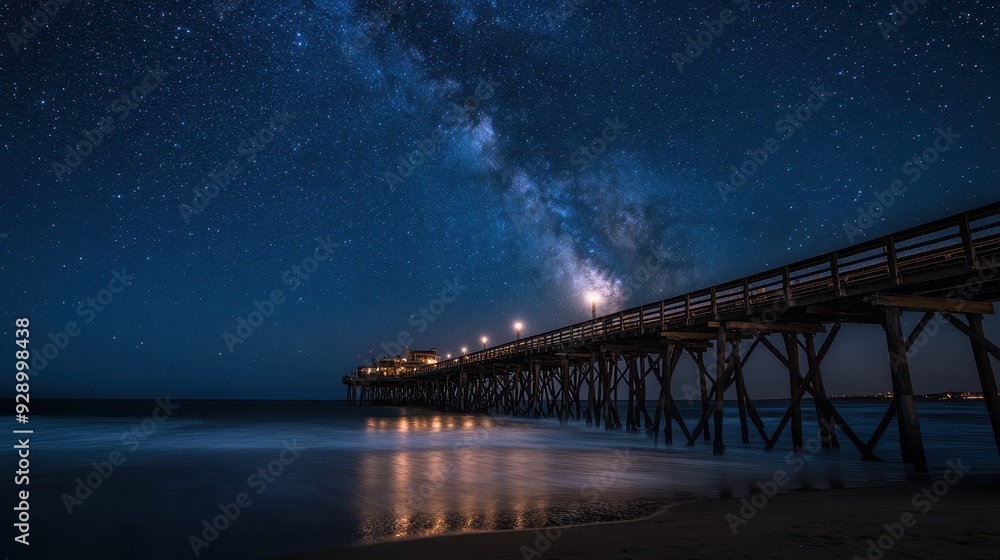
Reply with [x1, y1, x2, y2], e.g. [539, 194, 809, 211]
[588, 292, 600, 319]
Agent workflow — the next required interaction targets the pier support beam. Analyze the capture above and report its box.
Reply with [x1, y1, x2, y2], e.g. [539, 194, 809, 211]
[963, 313, 1000, 456]
[806, 333, 839, 448]
[652, 346, 671, 444]
[784, 333, 804, 453]
[625, 355, 637, 432]
[561, 356, 570, 425]
[587, 352, 598, 426]
[584, 352, 597, 427]
[652, 344, 691, 445]
[605, 351, 623, 430]
[697, 350, 711, 441]
[713, 326, 725, 454]
[532, 362, 541, 419]
[732, 339, 750, 444]
[600, 352, 612, 430]
[883, 308, 928, 473]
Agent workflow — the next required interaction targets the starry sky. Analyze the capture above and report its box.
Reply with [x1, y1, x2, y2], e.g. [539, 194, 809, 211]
[1, 0, 998, 399]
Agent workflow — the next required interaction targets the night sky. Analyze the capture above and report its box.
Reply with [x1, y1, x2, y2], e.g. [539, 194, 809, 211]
[1, 0, 997, 399]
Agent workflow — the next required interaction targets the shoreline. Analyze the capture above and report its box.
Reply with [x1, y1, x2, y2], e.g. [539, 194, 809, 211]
[284, 473, 1000, 560]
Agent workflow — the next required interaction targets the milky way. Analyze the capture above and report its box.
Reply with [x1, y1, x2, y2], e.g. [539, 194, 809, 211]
[1, 0, 997, 398]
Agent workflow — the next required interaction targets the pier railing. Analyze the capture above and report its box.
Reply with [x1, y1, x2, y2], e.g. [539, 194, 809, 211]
[403, 202, 1000, 376]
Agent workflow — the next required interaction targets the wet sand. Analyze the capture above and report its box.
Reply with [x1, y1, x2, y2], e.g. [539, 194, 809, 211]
[286, 473, 1000, 560]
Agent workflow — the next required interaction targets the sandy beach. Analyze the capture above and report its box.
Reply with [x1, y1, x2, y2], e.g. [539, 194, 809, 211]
[288, 473, 1000, 560]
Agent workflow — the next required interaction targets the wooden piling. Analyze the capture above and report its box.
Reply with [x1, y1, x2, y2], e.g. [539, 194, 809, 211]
[713, 326, 725, 454]
[784, 333, 804, 453]
[966, 313, 1000, 456]
[883, 308, 928, 473]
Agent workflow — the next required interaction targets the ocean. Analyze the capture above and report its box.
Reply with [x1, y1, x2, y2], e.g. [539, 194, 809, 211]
[11, 399, 999, 559]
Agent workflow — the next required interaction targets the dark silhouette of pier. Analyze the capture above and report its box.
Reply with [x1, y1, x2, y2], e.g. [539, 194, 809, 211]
[345, 202, 1000, 472]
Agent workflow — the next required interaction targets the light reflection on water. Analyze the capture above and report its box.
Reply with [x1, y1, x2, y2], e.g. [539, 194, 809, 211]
[339, 401, 997, 544]
[26, 401, 1000, 557]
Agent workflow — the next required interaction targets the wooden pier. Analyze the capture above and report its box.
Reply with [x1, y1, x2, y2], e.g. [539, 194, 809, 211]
[345, 201, 1000, 472]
